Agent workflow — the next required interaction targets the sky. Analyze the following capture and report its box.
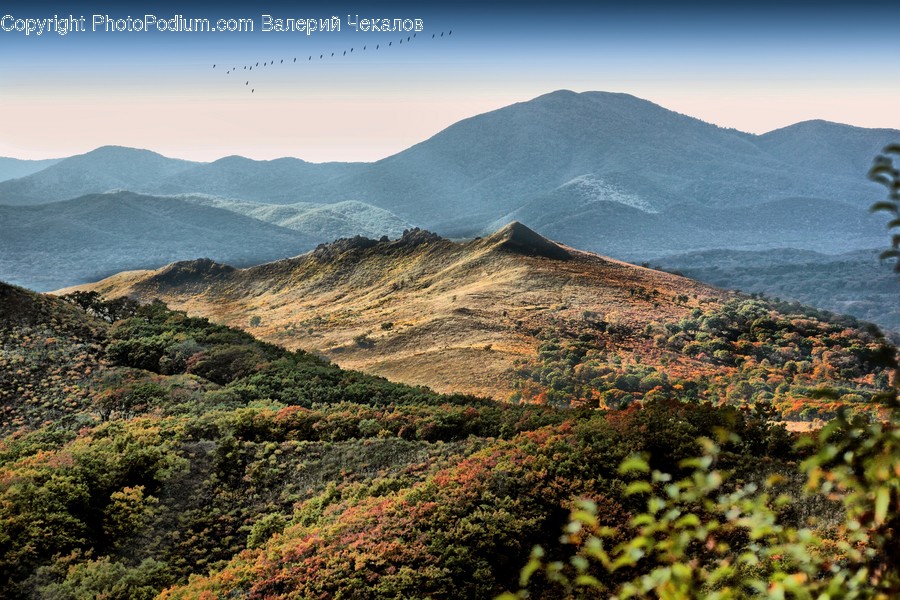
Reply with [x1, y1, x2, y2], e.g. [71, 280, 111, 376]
[1, 1, 899, 162]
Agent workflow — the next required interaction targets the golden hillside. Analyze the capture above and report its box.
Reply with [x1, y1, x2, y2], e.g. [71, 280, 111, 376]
[62, 222, 729, 399]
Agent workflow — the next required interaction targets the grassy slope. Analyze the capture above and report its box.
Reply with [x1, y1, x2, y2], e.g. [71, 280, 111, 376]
[64, 224, 726, 400]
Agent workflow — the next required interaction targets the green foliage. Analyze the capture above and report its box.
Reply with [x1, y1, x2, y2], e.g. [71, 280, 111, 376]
[60, 291, 139, 324]
[513, 298, 894, 420]
[870, 144, 900, 272]
[246, 512, 286, 549]
[34, 555, 171, 600]
[506, 407, 900, 599]
[2, 274, 897, 599]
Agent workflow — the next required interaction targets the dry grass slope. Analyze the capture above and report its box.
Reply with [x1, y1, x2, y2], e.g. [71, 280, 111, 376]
[62, 223, 730, 399]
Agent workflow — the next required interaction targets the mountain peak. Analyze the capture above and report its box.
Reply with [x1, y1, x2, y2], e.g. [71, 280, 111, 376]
[486, 221, 571, 260]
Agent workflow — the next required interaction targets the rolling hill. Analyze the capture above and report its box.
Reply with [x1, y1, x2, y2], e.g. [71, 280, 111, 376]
[655, 247, 900, 332]
[1, 90, 897, 330]
[1, 91, 893, 256]
[1, 277, 835, 600]
[64, 222, 716, 399]
[0, 156, 60, 182]
[66, 222, 893, 421]
[178, 195, 412, 239]
[152, 155, 365, 203]
[0, 146, 199, 205]
[1, 191, 315, 291]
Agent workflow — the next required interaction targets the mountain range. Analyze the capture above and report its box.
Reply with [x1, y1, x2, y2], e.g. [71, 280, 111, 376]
[1, 90, 898, 322]
[65, 222, 893, 410]
[0, 156, 61, 182]
[61, 222, 725, 399]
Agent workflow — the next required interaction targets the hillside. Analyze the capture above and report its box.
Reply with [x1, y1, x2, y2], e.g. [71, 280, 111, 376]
[0, 157, 60, 183]
[4, 224, 899, 598]
[0, 191, 316, 291]
[66, 222, 721, 399]
[179, 196, 412, 240]
[68, 223, 894, 422]
[153, 155, 364, 203]
[0, 146, 199, 206]
[655, 247, 900, 333]
[2, 91, 896, 307]
[1, 279, 828, 599]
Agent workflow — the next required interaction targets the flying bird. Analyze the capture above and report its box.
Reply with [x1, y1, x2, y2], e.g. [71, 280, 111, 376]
[213, 64, 215, 68]
[343, 50, 346, 56]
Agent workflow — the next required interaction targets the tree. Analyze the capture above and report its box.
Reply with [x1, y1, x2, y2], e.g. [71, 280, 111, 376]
[869, 144, 900, 271]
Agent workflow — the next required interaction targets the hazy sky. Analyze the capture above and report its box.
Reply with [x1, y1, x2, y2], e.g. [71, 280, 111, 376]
[2, 1, 899, 162]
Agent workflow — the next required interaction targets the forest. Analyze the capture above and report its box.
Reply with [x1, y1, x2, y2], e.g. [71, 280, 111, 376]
[0, 279, 896, 598]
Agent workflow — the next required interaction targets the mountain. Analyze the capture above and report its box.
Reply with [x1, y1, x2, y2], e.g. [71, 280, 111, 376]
[1, 91, 896, 317]
[757, 119, 899, 180]
[497, 189, 886, 259]
[153, 155, 364, 203]
[655, 247, 900, 333]
[2, 92, 893, 256]
[343, 91, 793, 229]
[66, 222, 893, 414]
[179, 195, 412, 239]
[0, 156, 61, 182]
[323, 91, 892, 240]
[0, 146, 199, 205]
[0, 191, 316, 291]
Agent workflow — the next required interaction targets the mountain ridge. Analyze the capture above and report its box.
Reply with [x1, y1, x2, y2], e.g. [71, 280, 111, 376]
[0, 191, 315, 291]
[59, 221, 735, 399]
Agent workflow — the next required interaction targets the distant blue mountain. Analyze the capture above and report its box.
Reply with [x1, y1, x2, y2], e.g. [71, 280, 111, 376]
[0, 156, 61, 183]
[0, 90, 895, 265]
[0, 191, 315, 291]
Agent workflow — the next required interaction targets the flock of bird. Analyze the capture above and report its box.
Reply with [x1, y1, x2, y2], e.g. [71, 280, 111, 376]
[213, 29, 452, 94]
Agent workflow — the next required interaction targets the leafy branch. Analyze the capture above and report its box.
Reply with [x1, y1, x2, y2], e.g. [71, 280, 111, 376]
[869, 144, 900, 270]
